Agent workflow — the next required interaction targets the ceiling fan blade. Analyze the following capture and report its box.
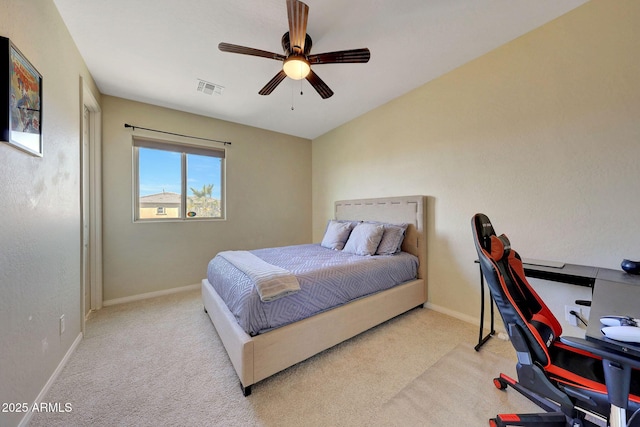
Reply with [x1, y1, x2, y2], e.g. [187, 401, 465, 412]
[218, 42, 286, 61]
[305, 70, 333, 99]
[258, 70, 287, 95]
[308, 48, 371, 65]
[287, 0, 309, 54]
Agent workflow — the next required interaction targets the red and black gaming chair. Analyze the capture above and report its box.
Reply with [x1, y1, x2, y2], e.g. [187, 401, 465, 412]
[471, 213, 640, 427]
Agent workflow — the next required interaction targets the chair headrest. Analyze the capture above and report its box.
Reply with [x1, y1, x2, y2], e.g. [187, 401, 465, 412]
[488, 234, 511, 262]
[474, 213, 496, 240]
[473, 213, 511, 261]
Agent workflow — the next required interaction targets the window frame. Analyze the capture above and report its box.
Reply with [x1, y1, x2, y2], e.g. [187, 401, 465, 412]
[133, 136, 226, 222]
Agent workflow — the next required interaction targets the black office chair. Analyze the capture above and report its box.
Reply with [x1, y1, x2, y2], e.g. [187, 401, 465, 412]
[471, 213, 640, 427]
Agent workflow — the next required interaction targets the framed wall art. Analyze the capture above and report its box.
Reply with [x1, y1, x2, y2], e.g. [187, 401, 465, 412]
[1, 36, 43, 157]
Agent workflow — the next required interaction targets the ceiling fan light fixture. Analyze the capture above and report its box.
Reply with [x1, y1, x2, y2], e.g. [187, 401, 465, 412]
[283, 55, 310, 80]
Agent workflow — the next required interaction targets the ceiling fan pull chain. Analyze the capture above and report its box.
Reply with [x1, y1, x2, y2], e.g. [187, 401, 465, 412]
[291, 83, 295, 110]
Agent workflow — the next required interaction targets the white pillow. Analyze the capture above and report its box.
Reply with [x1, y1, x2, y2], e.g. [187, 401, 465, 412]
[342, 223, 385, 256]
[321, 220, 354, 250]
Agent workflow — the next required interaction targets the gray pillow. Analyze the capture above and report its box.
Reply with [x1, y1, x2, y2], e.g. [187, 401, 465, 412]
[342, 223, 385, 256]
[321, 220, 354, 250]
[375, 223, 409, 255]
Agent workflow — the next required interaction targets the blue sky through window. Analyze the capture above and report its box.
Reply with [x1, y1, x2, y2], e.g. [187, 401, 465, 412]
[139, 148, 222, 198]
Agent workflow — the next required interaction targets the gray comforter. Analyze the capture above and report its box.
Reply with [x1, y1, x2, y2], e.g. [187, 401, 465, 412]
[206, 243, 418, 336]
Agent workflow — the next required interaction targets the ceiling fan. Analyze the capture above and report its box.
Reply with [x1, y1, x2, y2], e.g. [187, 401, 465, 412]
[218, 0, 370, 99]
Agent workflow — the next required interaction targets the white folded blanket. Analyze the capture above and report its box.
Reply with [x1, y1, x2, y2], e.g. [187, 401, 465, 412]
[217, 250, 300, 302]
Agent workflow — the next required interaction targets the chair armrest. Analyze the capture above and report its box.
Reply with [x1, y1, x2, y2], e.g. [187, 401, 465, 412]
[561, 336, 640, 410]
[560, 336, 640, 370]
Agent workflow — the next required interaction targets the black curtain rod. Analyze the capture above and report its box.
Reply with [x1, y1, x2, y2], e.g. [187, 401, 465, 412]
[124, 123, 231, 146]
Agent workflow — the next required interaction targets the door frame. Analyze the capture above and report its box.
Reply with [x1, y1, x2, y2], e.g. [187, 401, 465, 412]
[80, 78, 103, 333]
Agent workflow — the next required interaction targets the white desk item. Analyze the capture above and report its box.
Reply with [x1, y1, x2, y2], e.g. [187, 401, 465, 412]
[600, 316, 639, 327]
[601, 326, 640, 343]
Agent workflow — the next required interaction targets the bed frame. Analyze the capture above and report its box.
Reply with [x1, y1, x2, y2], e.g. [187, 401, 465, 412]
[201, 195, 428, 396]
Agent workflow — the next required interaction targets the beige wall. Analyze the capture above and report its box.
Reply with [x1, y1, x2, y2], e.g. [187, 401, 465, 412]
[0, 1, 101, 426]
[312, 1, 640, 329]
[101, 96, 312, 302]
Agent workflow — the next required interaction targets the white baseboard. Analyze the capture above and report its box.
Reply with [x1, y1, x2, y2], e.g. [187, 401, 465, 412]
[102, 283, 200, 307]
[424, 301, 507, 334]
[19, 332, 83, 427]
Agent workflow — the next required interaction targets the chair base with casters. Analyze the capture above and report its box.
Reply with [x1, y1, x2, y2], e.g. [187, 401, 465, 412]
[489, 324, 613, 427]
[471, 213, 640, 427]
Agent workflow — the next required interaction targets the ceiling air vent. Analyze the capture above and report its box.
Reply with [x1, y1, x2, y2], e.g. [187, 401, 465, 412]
[197, 79, 224, 95]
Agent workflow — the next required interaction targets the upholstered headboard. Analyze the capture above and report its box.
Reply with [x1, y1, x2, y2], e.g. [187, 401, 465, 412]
[334, 195, 428, 281]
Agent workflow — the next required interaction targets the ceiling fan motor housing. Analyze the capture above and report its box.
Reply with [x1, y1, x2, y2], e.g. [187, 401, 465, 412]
[281, 32, 312, 56]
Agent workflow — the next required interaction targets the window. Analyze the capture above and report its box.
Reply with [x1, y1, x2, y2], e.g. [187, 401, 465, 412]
[133, 137, 225, 221]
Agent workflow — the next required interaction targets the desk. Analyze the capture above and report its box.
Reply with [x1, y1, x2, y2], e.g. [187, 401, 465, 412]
[521, 261, 598, 288]
[475, 259, 600, 351]
[586, 272, 640, 358]
[567, 271, 640, 426]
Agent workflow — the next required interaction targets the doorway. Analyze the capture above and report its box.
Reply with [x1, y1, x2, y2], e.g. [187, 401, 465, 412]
[81, 80, 102, 330]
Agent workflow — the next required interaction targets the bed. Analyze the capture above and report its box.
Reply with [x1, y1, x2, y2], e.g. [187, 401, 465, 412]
[201, 195, 428, 395]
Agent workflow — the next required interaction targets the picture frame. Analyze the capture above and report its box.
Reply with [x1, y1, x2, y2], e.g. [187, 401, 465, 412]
[0, 36, 43, 157]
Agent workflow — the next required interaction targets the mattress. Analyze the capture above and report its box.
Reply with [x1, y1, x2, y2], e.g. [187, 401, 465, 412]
[206, 243, 419, 335]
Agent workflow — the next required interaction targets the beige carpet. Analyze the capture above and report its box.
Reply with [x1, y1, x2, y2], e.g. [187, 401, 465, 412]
[371, 343, 540, 426]
[29, 289, 541, 427]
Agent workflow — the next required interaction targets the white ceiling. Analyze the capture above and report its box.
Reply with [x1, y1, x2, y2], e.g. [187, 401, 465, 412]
[53, 0, 587, 140]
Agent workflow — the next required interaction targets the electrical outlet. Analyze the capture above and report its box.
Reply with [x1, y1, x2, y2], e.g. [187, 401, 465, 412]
[59, 314, 65, 335]
[564, 305, 580, 327]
